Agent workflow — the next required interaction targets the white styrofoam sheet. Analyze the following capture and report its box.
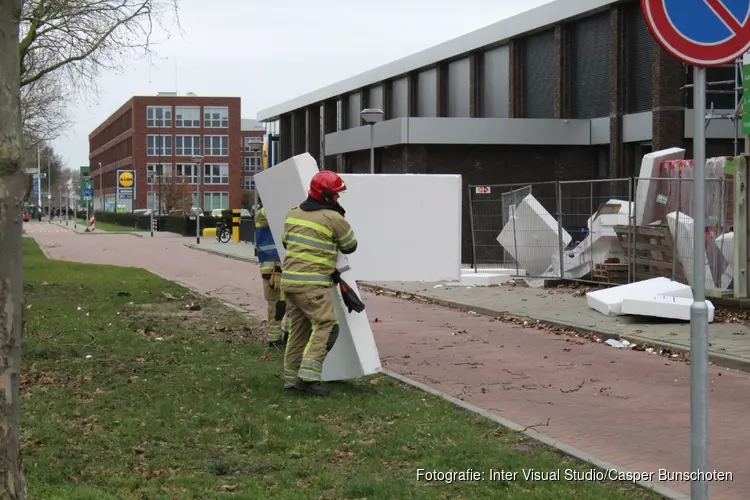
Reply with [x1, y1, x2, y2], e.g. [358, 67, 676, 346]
[715, 232, 734, 289]
[338, 173, 462, 282]
[254, 153, 381, 381]
[587, 199, 632, 238]
[497, 194, 571, 276]
[446, 269, 524, 287]
[586, 277, 694, 316]
[635, 148, 685, 225]
[621, 295, 715, 322]
[666, 212, 715, 290]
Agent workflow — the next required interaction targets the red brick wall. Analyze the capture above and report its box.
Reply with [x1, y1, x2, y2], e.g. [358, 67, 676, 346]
[130, 96, 242, 209]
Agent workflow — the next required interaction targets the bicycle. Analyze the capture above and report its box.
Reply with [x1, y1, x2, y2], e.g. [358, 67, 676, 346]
[216, 220, 231, 243]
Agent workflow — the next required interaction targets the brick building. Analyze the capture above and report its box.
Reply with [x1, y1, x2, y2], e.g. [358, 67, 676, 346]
[88, 93, 243, 212]
[240, 119, 266, 192]
[256, 0, 740, 260]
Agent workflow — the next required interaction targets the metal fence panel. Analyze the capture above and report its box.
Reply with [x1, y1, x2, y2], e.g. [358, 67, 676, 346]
[558, 178, 632, 284]
[469, 172, 735, 290]
[468, 181, 559, 277]
[635, 176, 733, 290]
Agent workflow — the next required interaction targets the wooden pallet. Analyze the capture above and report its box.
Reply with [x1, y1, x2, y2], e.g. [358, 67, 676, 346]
[613, 224, 685, 282]
[592, 262, 628, 283]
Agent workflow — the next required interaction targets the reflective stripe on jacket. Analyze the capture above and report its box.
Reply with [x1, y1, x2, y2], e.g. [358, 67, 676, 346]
[280, 205, 357, 292]
[254, 207, 281, 273]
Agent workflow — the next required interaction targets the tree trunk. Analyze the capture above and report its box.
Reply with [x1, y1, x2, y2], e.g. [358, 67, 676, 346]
[0, 0, 28, 498]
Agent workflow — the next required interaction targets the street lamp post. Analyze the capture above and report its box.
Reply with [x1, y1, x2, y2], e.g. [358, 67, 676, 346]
[248, 141, 263, 211]
[360, 108, 384, 174]
[192, 155, 204, 244]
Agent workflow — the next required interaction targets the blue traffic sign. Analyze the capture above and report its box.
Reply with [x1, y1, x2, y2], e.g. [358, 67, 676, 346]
[642, 0, 750, 66]
[83, 187, 92, 197]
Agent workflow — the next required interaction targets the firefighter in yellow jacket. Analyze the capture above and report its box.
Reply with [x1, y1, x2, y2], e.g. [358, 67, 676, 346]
[280, 170, 357, 396]
[254, 201, 289, 347]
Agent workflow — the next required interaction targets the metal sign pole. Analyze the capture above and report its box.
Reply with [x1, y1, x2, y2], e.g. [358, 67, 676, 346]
[691, 65, 709, 500]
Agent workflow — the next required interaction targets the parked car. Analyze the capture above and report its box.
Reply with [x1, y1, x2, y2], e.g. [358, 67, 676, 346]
[22, 212, 29, 222]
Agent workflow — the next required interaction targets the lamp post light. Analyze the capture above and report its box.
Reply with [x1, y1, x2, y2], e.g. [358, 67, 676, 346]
[248, 140, 263, 212]
[192, 155, 204, 244]
[360, 108, 384, 174]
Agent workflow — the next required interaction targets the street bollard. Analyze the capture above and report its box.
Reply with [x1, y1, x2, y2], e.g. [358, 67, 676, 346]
[232, 209, 241, 243]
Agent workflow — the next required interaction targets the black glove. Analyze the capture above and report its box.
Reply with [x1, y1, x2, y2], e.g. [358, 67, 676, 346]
[331, 271, 365, 313]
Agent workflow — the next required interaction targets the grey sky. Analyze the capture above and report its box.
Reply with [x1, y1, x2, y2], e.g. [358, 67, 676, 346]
[52, 0, 553, 170]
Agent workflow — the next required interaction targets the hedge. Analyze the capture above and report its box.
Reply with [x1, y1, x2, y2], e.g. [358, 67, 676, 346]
[93, 211, 233, 236]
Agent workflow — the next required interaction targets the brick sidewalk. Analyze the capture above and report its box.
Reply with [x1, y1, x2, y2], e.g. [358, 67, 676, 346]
[27, 227, 750, 500]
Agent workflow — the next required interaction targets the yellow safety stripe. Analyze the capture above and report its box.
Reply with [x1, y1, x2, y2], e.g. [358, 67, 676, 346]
[285, 232, 336, 252]
[302, 321, 318, 360]
[280, 272, 333, 285]
[285, 250, 336, 267]
[338, 229, 356, 249]
[255, 220, 269, 228]
[298, 369, 321, 382]
[286, 217, 333, 238]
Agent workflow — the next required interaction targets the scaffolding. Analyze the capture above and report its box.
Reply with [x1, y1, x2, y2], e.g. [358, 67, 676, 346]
[681, 59, 743, 156]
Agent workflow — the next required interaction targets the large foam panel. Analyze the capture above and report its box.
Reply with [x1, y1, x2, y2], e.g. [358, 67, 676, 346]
[496, 194, 571, 276]
[635, 148, 685, 225]
[254, 153, 381, 381]
[338, 174, 462, 282]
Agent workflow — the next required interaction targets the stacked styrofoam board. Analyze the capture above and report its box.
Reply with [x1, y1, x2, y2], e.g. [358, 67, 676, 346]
[543, 199, 632, 281]
[621, 295, 715, 322]
[446, 269, 526, 287]
[715, 232, 734, 289]
[586, 277, 694, 316]
[665, 212, 715, 290]
[253, 153, 381, 382]
[635, 148, 686, 225]
[496, 194, 571, 277]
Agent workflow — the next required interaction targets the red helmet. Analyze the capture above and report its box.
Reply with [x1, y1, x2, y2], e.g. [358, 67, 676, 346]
[309, 170, 346, 203]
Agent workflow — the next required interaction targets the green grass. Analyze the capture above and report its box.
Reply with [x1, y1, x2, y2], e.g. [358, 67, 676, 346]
[75, 218, 145, 232]
[21, 237, 660, 500]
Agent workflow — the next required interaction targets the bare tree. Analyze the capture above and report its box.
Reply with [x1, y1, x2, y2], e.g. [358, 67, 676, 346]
[19, 0, 179, 91]
[160, 174, 192, 213]
[21, 74, 70, 140]
[0, 0, 28, 498]
[1, 2, 180, 498]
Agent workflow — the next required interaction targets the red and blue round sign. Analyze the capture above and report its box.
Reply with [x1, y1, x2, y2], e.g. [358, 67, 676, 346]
[642, 0, 750, 66]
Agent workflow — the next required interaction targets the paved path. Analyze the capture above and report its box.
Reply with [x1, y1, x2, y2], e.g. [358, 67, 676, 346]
[25, 226, 750, 500]
[186, 241, 750, 372]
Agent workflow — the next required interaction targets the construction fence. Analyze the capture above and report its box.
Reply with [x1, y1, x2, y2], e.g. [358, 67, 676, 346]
[468, 176, 734, 290]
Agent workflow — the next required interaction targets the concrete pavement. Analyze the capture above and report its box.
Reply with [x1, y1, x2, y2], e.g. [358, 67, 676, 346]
[24, 225, 750, 499]
[181, 240, 750, 373]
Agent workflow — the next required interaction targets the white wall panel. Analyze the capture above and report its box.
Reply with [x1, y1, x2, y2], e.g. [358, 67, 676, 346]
[338, 173, 462, 282]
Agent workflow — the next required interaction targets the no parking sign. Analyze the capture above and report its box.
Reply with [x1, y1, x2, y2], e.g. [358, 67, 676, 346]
[642, 0, 750, 66]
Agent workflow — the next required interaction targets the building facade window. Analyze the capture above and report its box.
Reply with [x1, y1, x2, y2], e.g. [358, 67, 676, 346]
[175, 106, 201, 128]
[175, 135, 201, 156]
[204, 163, 229, 184]
[204, 135, 228, 156]
[204, 191, 229, 211]
[146, 163, 172, 184]
[243, 155, 261, 172]
[175, 163, 199, 184]
[204, 106, 229, 128]
[146, 135, 172, 156]
[147, 106, 172, 127]
[244, 175, 255, 190]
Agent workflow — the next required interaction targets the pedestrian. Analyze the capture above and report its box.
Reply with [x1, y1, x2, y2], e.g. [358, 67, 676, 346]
[254, 199, 287, 348]
[280, 171, 357, 396]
